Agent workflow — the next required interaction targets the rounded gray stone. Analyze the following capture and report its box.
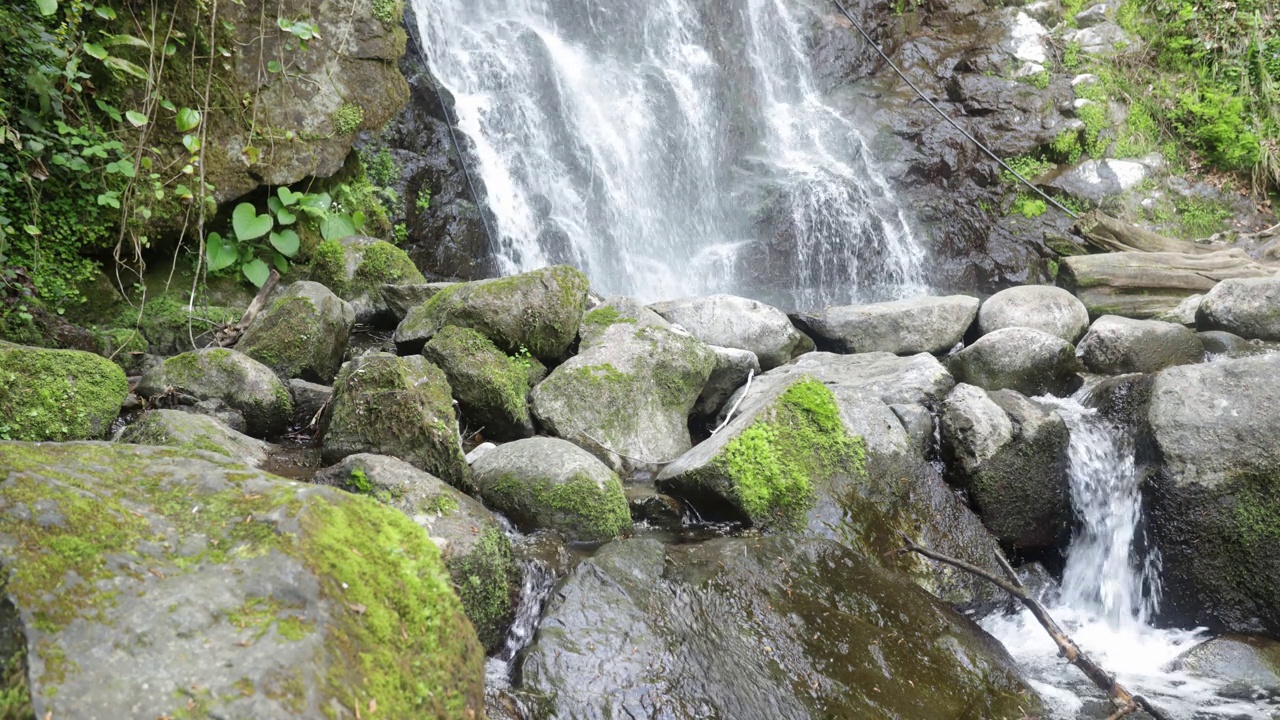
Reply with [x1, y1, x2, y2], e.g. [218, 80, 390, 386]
[979, 285, 1091, 342]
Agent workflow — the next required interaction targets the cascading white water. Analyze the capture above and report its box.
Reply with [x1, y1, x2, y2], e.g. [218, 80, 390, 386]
[984, 396, 1266, 719]
[413, 0, 926, 308]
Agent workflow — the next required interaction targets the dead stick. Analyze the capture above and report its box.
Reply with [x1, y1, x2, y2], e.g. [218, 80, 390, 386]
[216, 269, 280, 347]
[893, 533, 1173, 720]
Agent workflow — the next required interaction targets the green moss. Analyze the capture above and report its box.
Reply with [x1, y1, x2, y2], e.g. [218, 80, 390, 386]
[1050, 129, 1084, 164]
[371, 0, 404, 25]
[582, 306, 635, 328]
[0, 346, 127, 441]
[238, 296, 316, 374]
[1017, 70, 1051, 90]
[1077, 101, 1110, 158]
[1233, 477, 1280, 547]
[445, 526, 515, 651]
[1174, 196, 1232, 239]
[225, 596, 312, 644]
[1011, 194, 1048, 219]
[349, 468, 373, 495]
[331, 104, 365, 136]
[309, 239, 348, 296]
[354, 241, 423, 291]
[419, 493, 459, 516]
[489, 470, 631, 542]
[424, 326, 531, 428]
[119, 412, 238, 456]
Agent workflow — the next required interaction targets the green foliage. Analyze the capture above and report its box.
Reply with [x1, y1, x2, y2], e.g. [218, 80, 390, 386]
[1018, 70, 1051, 90]
[332, 103, 364, 136]
[1051, 129, 1084, 164]
[1174, 196, 1232, 238]
[1001, 156, 1054, 184]
[416, 188, 432, 213]
[371, 0, 404, 26]
[349, 468, 373, 494]
[1171, 86, 1260, 170]
[1062, 41, 1082, 71]
[1011, 194, 1049, 219]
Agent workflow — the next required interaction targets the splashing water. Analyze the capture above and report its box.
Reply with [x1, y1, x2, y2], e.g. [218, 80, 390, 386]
[412, 0, 926, 307]
[983, 395, 1266, 719]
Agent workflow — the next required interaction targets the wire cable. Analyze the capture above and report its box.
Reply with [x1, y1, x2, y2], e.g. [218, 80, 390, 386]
[427, 75, 503, 252]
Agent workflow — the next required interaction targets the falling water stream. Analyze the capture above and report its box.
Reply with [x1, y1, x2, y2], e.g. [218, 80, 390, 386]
[411, 0, 926, 308]
[983, 396, 1267, 719]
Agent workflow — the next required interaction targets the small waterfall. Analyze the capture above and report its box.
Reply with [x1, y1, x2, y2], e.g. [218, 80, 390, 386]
[412, 0, 926, 307]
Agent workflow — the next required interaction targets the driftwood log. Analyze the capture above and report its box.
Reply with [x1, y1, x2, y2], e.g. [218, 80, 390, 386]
[893, 534, 1174, 720]
[213, 269, 281, 347]
[1073, 211, 1216, 255]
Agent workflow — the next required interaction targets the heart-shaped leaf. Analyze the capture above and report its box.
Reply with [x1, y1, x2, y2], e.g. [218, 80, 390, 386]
[103, 56, 148, 80]
[232, 202, 273, 241]
[37, 0, 57, 16]
[94, 6, 115, 20]
[273, 254, 289, 273]
[182, 134, 201, 154]
[269, 229, 300, 258]
[277, 187, 304, 207]
[267, 197, 298, 225]
[205, 233, 237, 272]
[352, 210, 366, 232]
[176, 107, 201, 132]
[267, 60, 283, 74]
[242, 258, 270, 287]
[125, 110, 148, 127]
[300, 191, 331, 211]
[320, 214, 357, 241]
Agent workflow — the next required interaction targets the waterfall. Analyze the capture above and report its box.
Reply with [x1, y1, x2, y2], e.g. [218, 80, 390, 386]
[412, 0, 926, 308]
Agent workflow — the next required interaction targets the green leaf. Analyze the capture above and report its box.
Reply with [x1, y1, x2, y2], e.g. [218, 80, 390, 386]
[174, 184, 194, 201]
[273, 254, 290, 274]
[22, 225, 40, 236]
[125, 111, 148, 128]
[320, 214, 357, 241]
[242, 258, 271, 287]
[182, 134, 201, 154]
[84, 43, 108, 61]
[205, 233, 237, 272]
[267, 60, 283, 73]
[159, 99, 176, 112]
[105, 34, 151, 50]
[269, 229, 300, 258]
[96, 192, 121, 209]
[36, 0, 57, 16]
[268, 197, 297, 225]
[352, 210, 366, 231]
[103, 57, 149, 80]
[95, 6, 116, 19]
[176, 107, 201, 132]
[232, 203, 273, 241]
[277, 187, 304, 206]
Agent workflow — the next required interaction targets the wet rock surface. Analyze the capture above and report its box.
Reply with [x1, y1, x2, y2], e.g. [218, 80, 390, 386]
[946, 327, 1083, 396]
[793, 295, 979, 355]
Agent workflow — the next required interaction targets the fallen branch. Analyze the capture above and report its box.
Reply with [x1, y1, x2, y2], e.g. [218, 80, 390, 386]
[712, 369, 754, 435]
[893, 533, 1173, 720]
[215, 269, 281, 347]
[1074, 210, 1215, 255]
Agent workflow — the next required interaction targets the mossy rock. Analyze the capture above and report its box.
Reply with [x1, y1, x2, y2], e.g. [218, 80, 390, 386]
[319, 353, 472, 491]
[0, 441, 485, 718]
[314, 453, 518, 652]
[238, 281, 356, 384]
[308, 236, 425, 302]
[110, 295, 244, 357]
[423, 325, 534, 441]
[470, 437, 631, 543]
[136, 349, 294, 439]
[394, 265, 590, 362]
[116, 409, 271, 467]
[0, 344, 127, 441]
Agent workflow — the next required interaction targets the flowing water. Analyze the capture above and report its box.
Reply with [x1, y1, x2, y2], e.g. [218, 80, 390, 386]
[983, 396, 1267, 719]
[412, 0, 926, 308]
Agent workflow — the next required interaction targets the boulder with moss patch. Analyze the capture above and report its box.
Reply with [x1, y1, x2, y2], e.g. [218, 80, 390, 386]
[946, 327, 1082, 396]
[136, 349, 294, 438]
[308, 236, 426, 319]
[313, 453, 517, 651]
[237, 282, 355, 384]
[0, 344, 128, 442]
[394, 265, 590, 361]
[470, 437, 631, 543]
[531, 309, 716, 472]
[115, 295, 245, 356]
[647, 294, 813, 369]
[116, 409, 271, 467]
[0, 441, 485, 718]
[319, 353, 471, 491]
[423, 325, 534, 440]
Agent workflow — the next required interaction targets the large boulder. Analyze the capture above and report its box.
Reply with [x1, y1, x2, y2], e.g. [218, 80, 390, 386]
[308, 236, 426, 317]
[378, 282, 455, 325]
[394, 265, 590, 361]
[939, 384, 1072, 553]
[319, 353, 471, 490]
[793, 295, 980, 355]
[1170, 635, 1280, 701]
[423, 325, 534, 441]
[237, 281, 355, 384]
[1139, 354, 1280, 634]
[0, 442, 485, 718]
[978, 285, 1090, 342]
[520, 536, 1040, 719]
[117, 409, 271, 467]
[647, 294, 813, 369]
[696, 345, 760, 419]
[1197, 276, 1280, 341]
[0, 344, 127, 441]
[313, 454, 518, 652]
[531, 304, 716, 472]
[1076, 315, 1203, 375]
[136, 348, 293, 438]
[469, 437, 631, 543]
[946, 327, 1082, 396]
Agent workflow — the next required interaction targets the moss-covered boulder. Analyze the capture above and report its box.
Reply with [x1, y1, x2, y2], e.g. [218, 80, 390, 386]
[0, 344, 127, 441]
[1139, 354, 1280, 634]
[116, 295, 245, 356]
[0, 442, 485, 718]
[423, 325, 534, 441]
[531, 301, 716, 472]
[521, 536, 1040, 719]
[394, 265, 590, 361]
[238, 281, 356, 384]
[308, 236, 425, 304]
[314, 453, 518, 652]
[116, 409, 271, 467]
[470, 437, 631, 543]
[136, 349, 293, 438]
[319, 353, 471, 490]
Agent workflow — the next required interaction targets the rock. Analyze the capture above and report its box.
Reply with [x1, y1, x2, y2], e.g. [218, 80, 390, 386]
[646, 294, 813, 370]
[1074, 2, 1110, 27]
[696, 345, 760, 419]
[307, 236, 426, 308]
[946, 327, 1083, 396]
[1197, 276, 1280, 341]
[1156, 293, 1203, 327]
[179, 398, 249, 433]
[0, 442, 485, 718]
[1083, 373, 1153, 427]
[423, 326, 534, 440]
[237, 281, 355, 384]
[287, 379, 332, 426]
[1170, 635, 1280, 701]
[1067, 21, 1137, 57]
[319, 353, 471, 490]
[1046, 159, 1148, 205]
[792, 295, 979, 355]
[624, 484, 684, 532]
[1198, 330, 1250, 356]
[940, 385, 1071, 552]
[395, 266, 590, 361]
[530, 312, 716, 472]
[313, 454, 518, 652]
[1139, 354, 1280, 634]
[1058, 250, 1276, 320]
[136, 349, 293, 438]
[520, 536, 1039, 719]
[978, 285, 1090, 342]
[117, 409, 271, 467]
[0, 344, 127, 441]
[465, 442, 496, 465]
[578, 297, 670, 348]
[469, 437, 631, 543]
[378, 282, 456, 324]
[1077, 315, 1203, 374]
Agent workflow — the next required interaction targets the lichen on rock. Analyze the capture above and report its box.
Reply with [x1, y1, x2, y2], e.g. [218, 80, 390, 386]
[237, 281, 356, 384]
